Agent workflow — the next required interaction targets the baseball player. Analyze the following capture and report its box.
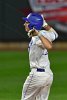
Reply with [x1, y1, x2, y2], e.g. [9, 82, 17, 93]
[21, 13, 58, 100]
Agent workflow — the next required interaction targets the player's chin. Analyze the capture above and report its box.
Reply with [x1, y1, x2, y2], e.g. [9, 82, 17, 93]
[25, 28, 29, 32]
[25, 29, 28, 32]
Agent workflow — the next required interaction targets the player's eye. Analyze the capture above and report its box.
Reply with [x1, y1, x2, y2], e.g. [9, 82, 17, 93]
[25, 21, 29, 24]
[24, 21, 30, 26]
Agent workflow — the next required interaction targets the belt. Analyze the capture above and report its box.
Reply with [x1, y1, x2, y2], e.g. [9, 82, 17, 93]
[37, 68, 45, 72]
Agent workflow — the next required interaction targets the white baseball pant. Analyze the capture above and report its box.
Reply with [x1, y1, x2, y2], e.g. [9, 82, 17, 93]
[21, 68, 53, 100]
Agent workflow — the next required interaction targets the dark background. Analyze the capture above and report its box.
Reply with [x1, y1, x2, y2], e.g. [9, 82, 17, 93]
[0, 0, 67, 42]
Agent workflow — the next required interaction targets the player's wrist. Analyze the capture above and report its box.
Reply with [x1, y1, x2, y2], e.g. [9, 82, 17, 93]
[43, 20, 48, 27]
[38, 32, 42, 37]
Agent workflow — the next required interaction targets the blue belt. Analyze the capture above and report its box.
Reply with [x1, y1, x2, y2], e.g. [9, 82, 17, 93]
[37, 68, 45, 72]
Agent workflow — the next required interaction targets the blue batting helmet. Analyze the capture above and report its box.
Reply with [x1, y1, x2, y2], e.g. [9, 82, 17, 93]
[22, 13, 43, 30]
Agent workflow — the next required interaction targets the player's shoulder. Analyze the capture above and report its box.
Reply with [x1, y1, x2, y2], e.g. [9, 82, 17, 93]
[39, 30, 49, 36]
[39, 30, 47, 33]
[39, 30, 48, 35]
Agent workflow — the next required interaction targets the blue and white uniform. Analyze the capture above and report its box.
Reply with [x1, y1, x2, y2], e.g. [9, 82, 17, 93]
[21, 29, 58, 100]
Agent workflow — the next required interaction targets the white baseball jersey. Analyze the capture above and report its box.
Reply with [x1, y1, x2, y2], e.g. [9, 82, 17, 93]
[28, 29, 58, 71]
[21, 29, 58, 100]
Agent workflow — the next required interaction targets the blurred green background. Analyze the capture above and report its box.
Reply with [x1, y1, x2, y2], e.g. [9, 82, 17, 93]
[0, 50, 67, 100]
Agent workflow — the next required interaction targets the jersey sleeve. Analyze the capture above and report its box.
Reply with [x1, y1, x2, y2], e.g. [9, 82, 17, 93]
[39, 29, 58, 42]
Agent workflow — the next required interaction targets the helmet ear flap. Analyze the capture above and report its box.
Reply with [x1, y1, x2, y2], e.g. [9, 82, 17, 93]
[28, 24, 34, 30]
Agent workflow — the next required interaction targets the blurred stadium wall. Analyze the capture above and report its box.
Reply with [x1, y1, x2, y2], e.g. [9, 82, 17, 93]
[0, 0, 67, 50]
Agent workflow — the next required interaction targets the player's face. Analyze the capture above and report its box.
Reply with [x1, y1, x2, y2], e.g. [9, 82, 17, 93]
[24, 21, 30, 32]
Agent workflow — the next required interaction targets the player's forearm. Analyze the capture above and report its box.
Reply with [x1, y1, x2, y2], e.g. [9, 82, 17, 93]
[38, 35, 52, 49]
